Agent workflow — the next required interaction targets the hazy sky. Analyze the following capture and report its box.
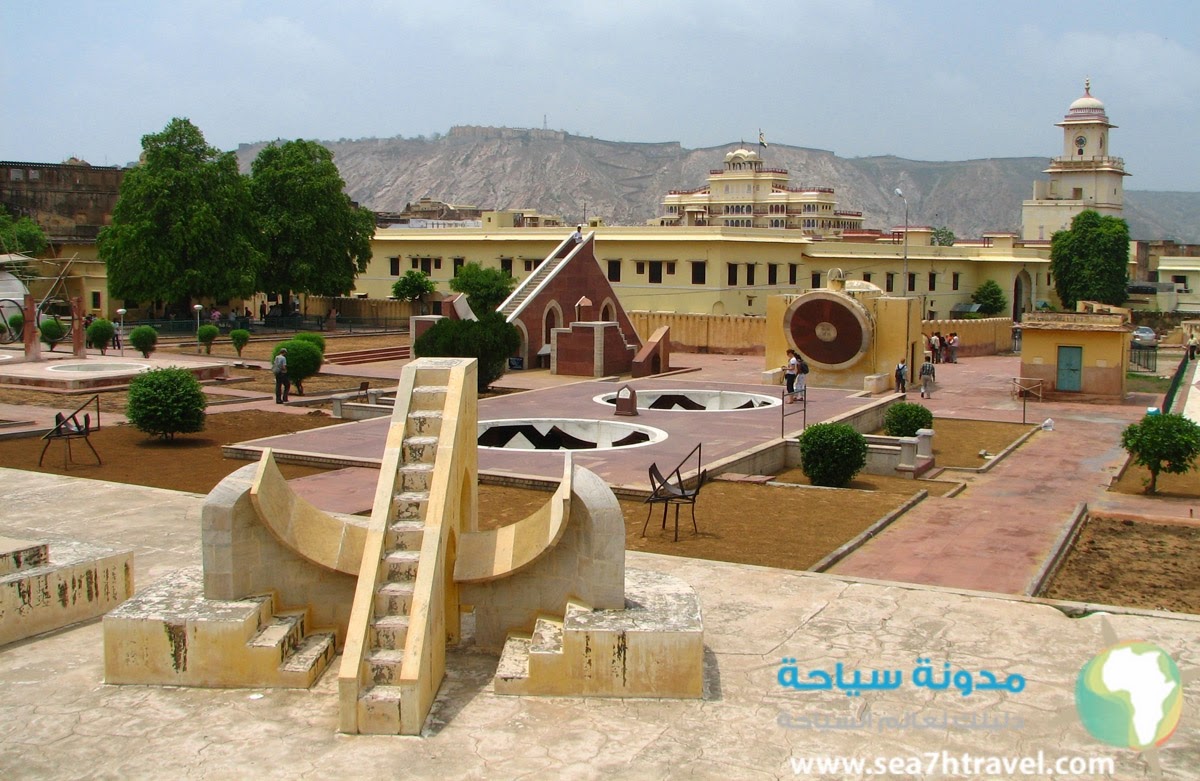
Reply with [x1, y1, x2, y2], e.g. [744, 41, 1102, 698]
[4, 0, 1198, 191]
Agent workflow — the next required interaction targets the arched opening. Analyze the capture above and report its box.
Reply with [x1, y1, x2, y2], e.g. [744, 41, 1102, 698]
[1012, 269, 1033, 322]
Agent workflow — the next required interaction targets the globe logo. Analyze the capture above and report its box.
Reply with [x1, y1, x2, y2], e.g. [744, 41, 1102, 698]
[1075, 641, 1182, 749]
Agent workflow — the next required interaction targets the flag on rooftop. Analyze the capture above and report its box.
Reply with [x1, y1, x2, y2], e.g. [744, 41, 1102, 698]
[759, 130, 768, 148]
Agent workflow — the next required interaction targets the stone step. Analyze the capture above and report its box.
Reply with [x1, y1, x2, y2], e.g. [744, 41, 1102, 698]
[356, 684, 404, 734]
[406, 410, 442, 437]
[386, 519, 424, 551]
[0, 536, 49, 576]
[391, 491, 428, 523]
[403, 436, 439, 464]
[409, 385, 448, 411]
[398, 463, 434, 492]
[375, 580, 415, 616]
[383, 549, 421, 581]
[495, 633, 532, 685]
[366, 648, 406, 685]
[371, 614, 410, 651]
[277, 632, 336, 688]
[529, 615, 564, 656]
[247, 611, 306, 662]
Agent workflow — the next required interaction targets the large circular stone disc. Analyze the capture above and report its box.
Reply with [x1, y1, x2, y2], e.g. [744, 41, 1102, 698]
[785, 292, 871, 369]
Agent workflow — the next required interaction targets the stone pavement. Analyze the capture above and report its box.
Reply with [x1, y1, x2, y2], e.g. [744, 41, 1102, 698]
[0, 468, 1197, 779]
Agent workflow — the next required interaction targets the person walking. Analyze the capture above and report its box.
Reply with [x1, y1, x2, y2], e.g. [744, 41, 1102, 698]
[784, 349, 799, 403]
[930, 333, 941, 364]
[919, 356, 936, 398]
[1189, 333, 1198, 360]
[272, 348, 289, 404]
[895, 358, 908, 394]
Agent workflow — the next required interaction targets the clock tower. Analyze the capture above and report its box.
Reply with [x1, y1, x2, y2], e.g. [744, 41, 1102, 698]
[1021, 79, 1129, 240]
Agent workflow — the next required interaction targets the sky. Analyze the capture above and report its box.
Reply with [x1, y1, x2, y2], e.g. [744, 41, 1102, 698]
[3, 0, 1199, 192]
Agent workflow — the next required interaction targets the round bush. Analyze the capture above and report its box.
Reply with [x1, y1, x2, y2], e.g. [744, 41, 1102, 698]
[7, 313, 23, 335]
[86, 318, 115, 351]
[883, 402, 934, 438]
[230, 328, 250, 356]
[272, 340, 323, 384]
[126, 367, 207, 440]
[128, 325, 159, 358]
[293, 331, 326, 354]
[197, 323, 220, 353]
[413, 311, 520, 391]
[38, 317, 66, 350]
[799, 422, 868, 488]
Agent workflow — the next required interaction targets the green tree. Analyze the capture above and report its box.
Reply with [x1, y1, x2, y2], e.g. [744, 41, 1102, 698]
[86, 318, 115, 354]
[1121, 413, 1200, 495]
[249, 139, 374, 300]
[413, 312, 520, 392]
[971, 279, 1008, 317]
[392, 270, 437, 311]
[930, 226, 956, 247]
[883, 402, 933, 438]
[272, 339, 323, 395]
[798, 423, 868, 488]
[98, 118, 263, 311]
[229, 328, 251, 357]
[126, 367, 207, 440]
[38, 317, 66, 350]
[0, 207, 49, 281]
[128, 325, 159, 358]
[449, 262, 516, 315]
[1050, 210, 1130, 309]
[197, 324, 219, 354]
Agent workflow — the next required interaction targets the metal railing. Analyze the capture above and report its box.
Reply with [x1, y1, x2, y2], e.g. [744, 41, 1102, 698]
[1130, 344, 1158, 373]
[1163, 352, 1190, 414]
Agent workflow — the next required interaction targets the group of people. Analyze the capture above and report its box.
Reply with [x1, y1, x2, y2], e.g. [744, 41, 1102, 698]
[783, 348, 808, 403]
[926, 331, 960, 364]
[894, 357, 938, 398]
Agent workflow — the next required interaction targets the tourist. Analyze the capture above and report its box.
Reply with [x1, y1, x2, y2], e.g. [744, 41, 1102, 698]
[783, 349, 799, 403]
[259, 301, 267, 320]
[571, 225, 584, 244]
[1189, 333, 1198, 360]
[930, 332, 941, 364]
[895, 358, 907, 394]
[272, 348, 289, 404]
[949, 332, 960, 363]
[919, 356, 936, 398]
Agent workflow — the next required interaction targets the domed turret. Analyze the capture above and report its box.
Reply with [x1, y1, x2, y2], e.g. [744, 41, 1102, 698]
[1063, 78, 1109, 123]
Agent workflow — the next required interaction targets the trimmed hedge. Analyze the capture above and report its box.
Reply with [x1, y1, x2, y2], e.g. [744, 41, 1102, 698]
[126, 367, 207, 440]
[883, 402, 934, 438]
[128, 325, 158, 358]
[798, 422, 868, 488]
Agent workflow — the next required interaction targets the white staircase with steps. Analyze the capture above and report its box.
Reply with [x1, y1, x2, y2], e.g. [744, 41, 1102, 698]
[498, 235, 579, 319]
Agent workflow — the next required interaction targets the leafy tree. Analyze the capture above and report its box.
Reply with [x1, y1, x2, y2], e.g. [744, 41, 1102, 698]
[98, 118, 263, 311]
[1121, 413, 1200, 495]
[971, 279, 1008, 317]
[272, 339, 323, 395]
[449, 262, 516, 315]
[883, 402, 933, 438]
[126, 367, 207, 440]
[1050, 210, 1130, 309]
[0, 207, 49, 281]
[230, 328, 251, 357]
[7, 313, 23, 338]
[292, 331, 326, 354]
[86, 318, 115, 354]
[249, 139, 374, 299]
[197, 323, 219, 354]
[128, 325, 159, 358]
[392, 270, 437, 311]
[798, 423, 868, 488]
[930, 226, 956, 247]
[38, 317, 66, 350]
[413, 311, 520, 392]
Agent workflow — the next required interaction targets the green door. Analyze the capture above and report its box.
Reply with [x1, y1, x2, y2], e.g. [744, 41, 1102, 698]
[1057, 346, 1082, 392]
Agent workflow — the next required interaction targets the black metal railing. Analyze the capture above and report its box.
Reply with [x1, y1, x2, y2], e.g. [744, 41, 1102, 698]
[1163, 352, 1190, 414]
[1130, 344, 1158, 373]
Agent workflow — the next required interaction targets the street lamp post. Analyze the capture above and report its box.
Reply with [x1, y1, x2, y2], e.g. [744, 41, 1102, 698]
[116, 309, 126, 357]
[193, 304, 204, 354]
[895, 188, 911, 386]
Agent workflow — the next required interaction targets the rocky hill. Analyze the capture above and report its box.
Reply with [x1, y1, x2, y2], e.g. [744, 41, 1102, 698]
[236, 126, 1200, 243]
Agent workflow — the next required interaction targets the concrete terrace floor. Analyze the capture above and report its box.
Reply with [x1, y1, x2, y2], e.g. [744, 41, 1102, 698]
[2, 349, 1200, 777]
[1, 469, 1198, 779]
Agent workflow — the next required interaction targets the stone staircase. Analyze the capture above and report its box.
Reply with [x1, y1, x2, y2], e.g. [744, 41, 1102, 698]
[498, 236, 578, 319]
[325, 345, 412, 365]
[104, 567, 336, 688]
[493, 568, 704, 698]
[341, 363, 461, 734]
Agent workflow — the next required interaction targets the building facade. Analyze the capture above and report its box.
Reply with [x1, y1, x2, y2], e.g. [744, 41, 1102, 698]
[657, 148, 863, 237]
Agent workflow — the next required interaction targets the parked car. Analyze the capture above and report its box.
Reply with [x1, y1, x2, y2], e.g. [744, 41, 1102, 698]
[1131, 326, 1158, 347]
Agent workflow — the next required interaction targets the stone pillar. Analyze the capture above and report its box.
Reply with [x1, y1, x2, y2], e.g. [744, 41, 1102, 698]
[614, 385, 638, 416]
[23, 295, 41, 362]
[71, 297, 86, 358]
[915, 428, 934, 460]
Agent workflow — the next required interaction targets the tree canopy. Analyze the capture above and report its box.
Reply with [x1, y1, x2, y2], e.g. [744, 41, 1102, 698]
[930, 226, 956, 247]
[249, 139, 374, 298]
[1121, 413, 1200, 495]
[0, 206, 49, 281]
[392, 270, 436, 303]
[449, 262, 516, 315]
[971, 279, 1008, 316]
[99, 118, 263, 309]
[413, 311, 520, 391]
[1049, 210, 1130, 309]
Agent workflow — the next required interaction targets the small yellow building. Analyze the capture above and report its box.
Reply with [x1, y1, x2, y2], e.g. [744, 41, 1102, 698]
[1018, 307, 1131, 398]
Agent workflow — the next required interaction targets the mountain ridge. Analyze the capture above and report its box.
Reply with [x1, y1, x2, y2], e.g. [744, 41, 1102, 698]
[235, 126, 1200, 244]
